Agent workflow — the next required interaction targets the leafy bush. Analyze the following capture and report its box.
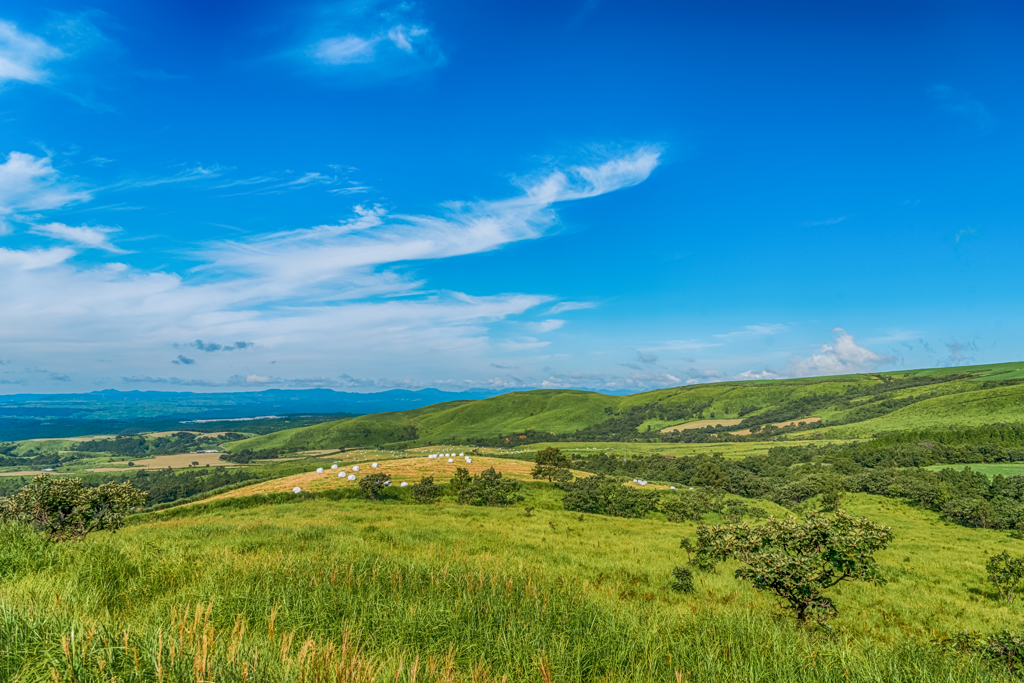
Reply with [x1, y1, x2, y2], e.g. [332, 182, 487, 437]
[0, 474, 147, 542]
[561, 475, 659, 518]
[987, 551, 1024, 603]
[532, 447, 571, 482]
[357, 472, 392, 501]
[457, 467, 523, 507]
[661, 492, 705, 522]
[669, 566, 695, 593]
[690, 510, 893, 623]
[410, 476, 442, 504]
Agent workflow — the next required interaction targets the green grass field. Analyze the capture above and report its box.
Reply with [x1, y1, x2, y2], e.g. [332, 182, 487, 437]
[924, 462, 1024, 478]
[3, 486, 1021, 682]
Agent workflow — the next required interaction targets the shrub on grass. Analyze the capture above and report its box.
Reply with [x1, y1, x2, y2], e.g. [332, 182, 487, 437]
[987, 550, 1024, 603]
[690, 510, 893, 623]
[669, 566, 695, 593]
[0, 474, 147, 542]
[457, 467, 524, 507]
[357, 472, 391, 501]
[561, 474, 659, 518]
[409, 476, 442, 504]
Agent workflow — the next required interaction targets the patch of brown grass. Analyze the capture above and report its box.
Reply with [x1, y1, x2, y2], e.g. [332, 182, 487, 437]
[203, 455, 567, 501]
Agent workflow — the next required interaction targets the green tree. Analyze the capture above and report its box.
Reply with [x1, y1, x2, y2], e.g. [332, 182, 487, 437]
[0, 474, 147, 543]
[690, 510, 893, 623]
[357, 471, 391, 501]
[410, 476, 442, 505]
[531, 447, 571, 482]
[987, 551, 1024, 603]
[450, 467, 472, 493]
[458, 467, 524, 507]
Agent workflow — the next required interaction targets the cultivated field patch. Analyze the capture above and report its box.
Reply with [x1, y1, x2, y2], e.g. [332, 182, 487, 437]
[202, 455, 568, 501]
[86, 452, 239, 471]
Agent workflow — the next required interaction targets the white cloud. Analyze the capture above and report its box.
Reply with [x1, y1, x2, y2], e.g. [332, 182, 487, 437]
[714, 324, 785, 340]
[527, 319, 564, 334]
[387, 25, 427, 52]
[788, 328, 894, 377]
[310, 35, 378, 65]
[304, 4, 443, 78]
[0, 151, 91, 220]
[548, 301, 596, 314]
[0, 20, 64, 85]
[199, 148, 659, 302]
[111, 165, 222, 190]
[0, 246, 76, 270]
[498, 337, 551, 352]
[735, 369, 783, 381]
[802, 216, 848, 226]
[0, 148, 660, 389]
[30, 222, 127, 253]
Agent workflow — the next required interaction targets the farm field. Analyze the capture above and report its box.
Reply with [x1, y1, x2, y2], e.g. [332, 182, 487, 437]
[202, 455, 576, 501]
[85, 451, 241, 471]
[2, 487, 1021, 682]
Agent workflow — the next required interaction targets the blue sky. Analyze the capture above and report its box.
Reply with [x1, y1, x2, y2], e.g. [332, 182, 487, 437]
[0, 0, 1022, 394]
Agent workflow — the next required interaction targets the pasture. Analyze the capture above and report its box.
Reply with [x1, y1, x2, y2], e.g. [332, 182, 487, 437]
[925, 462, 1024, 478]
[2, 487, 1022, 682]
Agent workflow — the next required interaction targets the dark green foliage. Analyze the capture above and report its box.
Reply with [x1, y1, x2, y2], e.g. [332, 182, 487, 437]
[409, 476, 442, 504]
[220, 447, 289, 463]
[561, 475, 659, 518]
[449, 467, 472, 492]
[661, 492, 705, 522]
[457, 467, 524, 507]
[661, 488, 725, 522]
[0, 474, 147, 542]
[819, 478, 846, 511]
[357, 471, 392, 501]
[986, 551, 1024, 603]
[560, 474, 606, 514]
[669, 566, 695, 593]
[691, 510, 893, 622]
[531, 446, 571, 481]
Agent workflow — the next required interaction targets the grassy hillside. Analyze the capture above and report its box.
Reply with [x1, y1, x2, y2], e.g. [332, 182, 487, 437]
[227, 361, 1024, 453]
[2, 488, 1020, 682]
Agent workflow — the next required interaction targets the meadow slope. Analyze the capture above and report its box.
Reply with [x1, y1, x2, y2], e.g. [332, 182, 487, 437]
[2, 487, 1021, 682]
[226, 361, 1024, 453]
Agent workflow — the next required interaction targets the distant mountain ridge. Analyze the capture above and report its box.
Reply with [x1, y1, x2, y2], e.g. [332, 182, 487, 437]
[0, 387, 514, 440]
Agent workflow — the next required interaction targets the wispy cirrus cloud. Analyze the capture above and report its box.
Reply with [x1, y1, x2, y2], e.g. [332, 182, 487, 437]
[0, 146, 661, 389]
[0, 20, 64, 86]
[30, 222, 127, 253]
[802, 216, 848, 226]
[714, 324, 785, 340]
[305, 2, 444, 80]
[0, 151, 91, 224]
[930, 84, 993, 132]
[548, 301, 596, 314]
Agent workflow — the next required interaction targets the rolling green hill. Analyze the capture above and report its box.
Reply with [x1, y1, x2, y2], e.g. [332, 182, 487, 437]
[226, 361, 1024, 453]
